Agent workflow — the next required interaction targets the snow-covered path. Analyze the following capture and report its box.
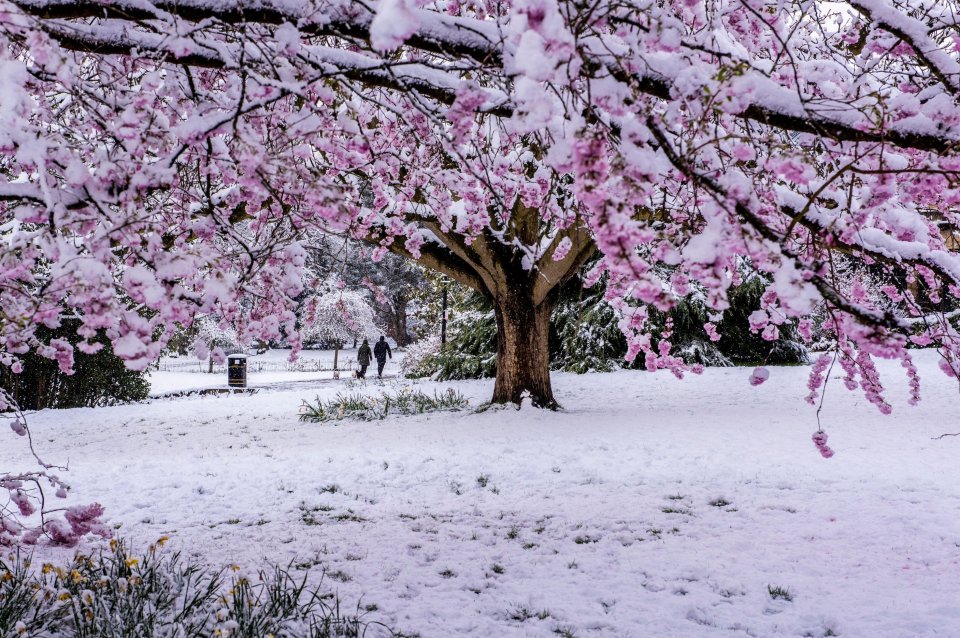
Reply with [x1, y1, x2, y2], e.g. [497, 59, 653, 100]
[5, 352, 960, 637]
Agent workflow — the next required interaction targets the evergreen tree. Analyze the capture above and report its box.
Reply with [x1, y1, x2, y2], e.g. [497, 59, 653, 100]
[0, 321, 149, 410]
[408, 272, 809, 380]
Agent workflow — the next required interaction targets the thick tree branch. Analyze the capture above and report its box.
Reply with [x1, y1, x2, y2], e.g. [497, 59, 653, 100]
[847, 0, 960, 96]
[13, 0, 960, 153]
[533, 223, 596, 305]
[646, 116, 941, 332]
[377, 233, 487, 292]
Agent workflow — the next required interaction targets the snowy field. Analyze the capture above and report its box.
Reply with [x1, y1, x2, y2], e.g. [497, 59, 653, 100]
[5, 351, 960, 637]
[148, 347, 391, 395]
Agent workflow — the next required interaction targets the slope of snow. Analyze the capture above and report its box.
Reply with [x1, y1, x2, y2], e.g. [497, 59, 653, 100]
[5, 350, 960, 637]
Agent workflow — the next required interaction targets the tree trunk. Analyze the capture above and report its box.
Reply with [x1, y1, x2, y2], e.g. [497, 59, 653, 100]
[491, 289, 558, 409]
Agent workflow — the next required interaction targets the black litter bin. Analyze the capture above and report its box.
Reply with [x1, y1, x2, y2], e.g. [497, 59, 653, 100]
[227, 354, 247, 388]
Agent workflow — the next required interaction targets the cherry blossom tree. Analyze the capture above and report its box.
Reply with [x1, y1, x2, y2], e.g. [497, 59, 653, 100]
[4, 0, 960, 539]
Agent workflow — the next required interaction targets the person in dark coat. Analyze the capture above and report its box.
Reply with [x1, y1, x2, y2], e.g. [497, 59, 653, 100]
[356, 339, 372, 379]
[373, 335, 392, 378]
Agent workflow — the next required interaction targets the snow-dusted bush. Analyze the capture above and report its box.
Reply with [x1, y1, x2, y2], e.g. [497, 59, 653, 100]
[405, 291, 497, 380]
[551, 284, 626, 373]
[0, 538, 375, 637]
[399, 337, 441, 376]
[299, 388, 468, 422]
[410, 274, 809, 380]
[648, 274, 809, 368]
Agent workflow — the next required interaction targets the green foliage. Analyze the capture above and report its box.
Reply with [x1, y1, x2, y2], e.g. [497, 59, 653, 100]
[0, 321, 149, 410]
[405, 268, 808, 380]
[715, 276, 808, 365]
[648, 275, 808, 367]
[0, 539, 375, 637]
[767, 585, 794, 602]
[409, 272, 471, 341]
[550, 283, 627, 374]
[648, 294, 733, 367]
[299, 387, 469, 422]
[407, 291, 498, 380]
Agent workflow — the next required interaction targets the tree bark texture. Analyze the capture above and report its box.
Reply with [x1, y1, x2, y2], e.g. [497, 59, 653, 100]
[492, 289, 558, 409]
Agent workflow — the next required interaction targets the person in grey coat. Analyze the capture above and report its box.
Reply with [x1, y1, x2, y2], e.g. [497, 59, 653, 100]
[373, 335, 392, 378]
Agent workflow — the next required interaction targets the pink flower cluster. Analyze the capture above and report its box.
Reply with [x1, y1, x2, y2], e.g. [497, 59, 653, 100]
[856, 351, 892, 415]
[806, 354, 832, 405]
[23, 503, 112, 547]
[812, 431, 835, 459]
[749, 366, 769, 386]
[900, 352, 921, 406]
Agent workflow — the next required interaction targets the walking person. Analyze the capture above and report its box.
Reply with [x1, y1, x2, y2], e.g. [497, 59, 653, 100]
[373, 335, 392, 378]
[356, 338, 372, 379]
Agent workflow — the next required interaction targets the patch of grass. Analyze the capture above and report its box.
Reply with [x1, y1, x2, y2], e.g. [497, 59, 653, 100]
[476, 474, 490, 488]
[573, 534, 599, 544]
[508, 606, 549, 622]
[0, 539, 378, 637]
[667, 494, 686, 500]
[327, 570, 352, 583]
[300, 388, 468, 422]
[332, 510, 367, 523]
[709, 497, 731, 508]
[522, 542, 537, 550]
[661, 507, 693, 515]
[554, 627, 577, 638]
[438, 569, 456, 579]
[299, 503, 335, 526]
[506, 525, 520, 539]
[490, 563, 505, 575]
[768, 584, 793, 601]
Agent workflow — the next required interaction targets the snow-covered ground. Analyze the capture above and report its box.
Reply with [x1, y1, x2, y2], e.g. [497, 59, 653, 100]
[5, 351, 960, 637]
[148, 347, 396, 395]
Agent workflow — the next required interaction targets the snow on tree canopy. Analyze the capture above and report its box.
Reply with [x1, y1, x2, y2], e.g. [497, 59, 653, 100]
[0, 0, 956, 390]
[302, 277, 383, 346]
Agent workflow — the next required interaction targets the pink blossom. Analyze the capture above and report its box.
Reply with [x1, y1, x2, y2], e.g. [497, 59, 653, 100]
[812, 431, 835, 459]
[749, 366, 769, 386]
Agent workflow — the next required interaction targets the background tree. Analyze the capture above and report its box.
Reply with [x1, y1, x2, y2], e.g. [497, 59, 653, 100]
[307, 240, 426, 347]
[301, 276, 383, 376]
